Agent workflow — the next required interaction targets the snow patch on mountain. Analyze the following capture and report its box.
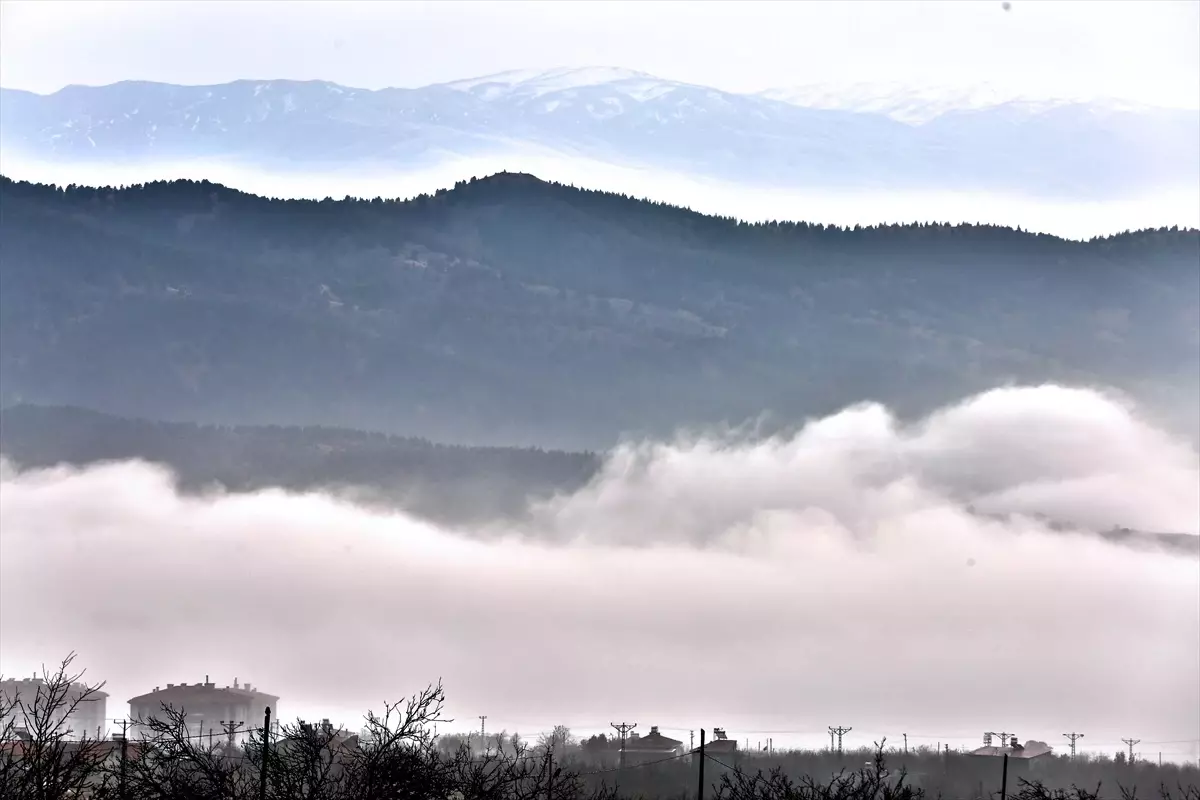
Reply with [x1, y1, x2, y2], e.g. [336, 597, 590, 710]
[443, 66, 652, 93]
[439, 66, 691, 105]
[758, 81, 1170, 124]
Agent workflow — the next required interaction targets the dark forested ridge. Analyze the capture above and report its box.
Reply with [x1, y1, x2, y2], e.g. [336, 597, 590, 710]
[0, 404, 597, 526]
[1, 172, 1197, 447]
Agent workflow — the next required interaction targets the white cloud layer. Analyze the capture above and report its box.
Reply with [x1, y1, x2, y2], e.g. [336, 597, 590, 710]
[1, 385, 1197, 754]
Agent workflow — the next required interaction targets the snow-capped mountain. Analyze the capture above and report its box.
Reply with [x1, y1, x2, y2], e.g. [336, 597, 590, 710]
[1, 67, 1196, 200]
[432, 66, 729, 122]
[438, 66, 681, 103]
[758, 80, 1165, 125]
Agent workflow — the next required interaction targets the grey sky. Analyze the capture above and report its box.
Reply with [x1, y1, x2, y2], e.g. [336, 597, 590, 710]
[2, 0, 1198, 106]
[2, 385, 1197, 755]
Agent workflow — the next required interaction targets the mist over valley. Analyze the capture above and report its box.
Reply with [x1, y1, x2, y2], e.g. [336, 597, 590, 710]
[2, 3, 1199, 796]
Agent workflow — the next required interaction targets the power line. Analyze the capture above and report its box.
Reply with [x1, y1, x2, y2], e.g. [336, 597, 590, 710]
[1122, 738, 1141, 762]
[580, 751, 688, 775]
[1063, 732, 1084, 759]
[705, 753, 738, 772]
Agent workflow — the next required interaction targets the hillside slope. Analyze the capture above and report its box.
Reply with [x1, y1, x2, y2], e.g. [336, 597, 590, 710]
[0, 404, 595, 526]
[1, 172, 1197, 447]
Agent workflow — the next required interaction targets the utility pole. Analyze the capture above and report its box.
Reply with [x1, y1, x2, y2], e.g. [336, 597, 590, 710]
[479, 716, 488, 755]
[259, 707, 272, 800]
[995, 731, 1012, 749]
[1122, 738, 1140, 763]
[221, 719, 246, 749]
[611, 722, 637, 769]
[690, 730, 694, 752]
[547, 742, 554, 800]
[903, 733, 908, 756]
[117, 719, 129, 800]
[1062, 732, 1084, 759]
[1000, 753, 1009, 800]
[829, 726, 851, 756]
[697, 728, 706, 800]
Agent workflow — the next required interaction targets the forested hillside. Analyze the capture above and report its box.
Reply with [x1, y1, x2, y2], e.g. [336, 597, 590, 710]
[0, 404, 596, 526]
[1, 173, 1197, 447]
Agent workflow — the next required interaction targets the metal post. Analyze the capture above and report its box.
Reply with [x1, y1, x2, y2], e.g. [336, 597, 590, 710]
[259, 707, 271, 800]
[697, 728, 706, 800]
[1000, 753, 1009, 800]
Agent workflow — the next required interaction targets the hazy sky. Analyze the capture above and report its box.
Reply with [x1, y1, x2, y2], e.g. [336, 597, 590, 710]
[2, 0, 1198, 106]
[3, 385, 1198, 757]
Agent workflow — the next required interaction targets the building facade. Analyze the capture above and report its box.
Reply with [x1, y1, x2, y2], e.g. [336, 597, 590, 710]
[128, 678, 279, 744]
[623, 726, 684, 765]
[0, 676, 109, 740]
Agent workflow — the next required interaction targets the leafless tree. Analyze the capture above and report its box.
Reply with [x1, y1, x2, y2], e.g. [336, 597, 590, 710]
[0, 652, 113, 800]
[121, 704, 256, 800]
[260, 717, 353, 800]
[715, 740, 925, 800]
[333, 680, 455, 799]
[537, 726, 576, 756]
[1009, 778, 1200, 799]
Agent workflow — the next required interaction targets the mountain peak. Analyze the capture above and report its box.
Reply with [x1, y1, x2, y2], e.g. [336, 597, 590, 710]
[461, 171, 548, 188]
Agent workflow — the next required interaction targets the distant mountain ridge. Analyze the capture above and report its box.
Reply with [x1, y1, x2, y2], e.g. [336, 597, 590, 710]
[2, 171, 1196, 449]
[2, 67, 1196, 200]
[756, 80, 1170, 124]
